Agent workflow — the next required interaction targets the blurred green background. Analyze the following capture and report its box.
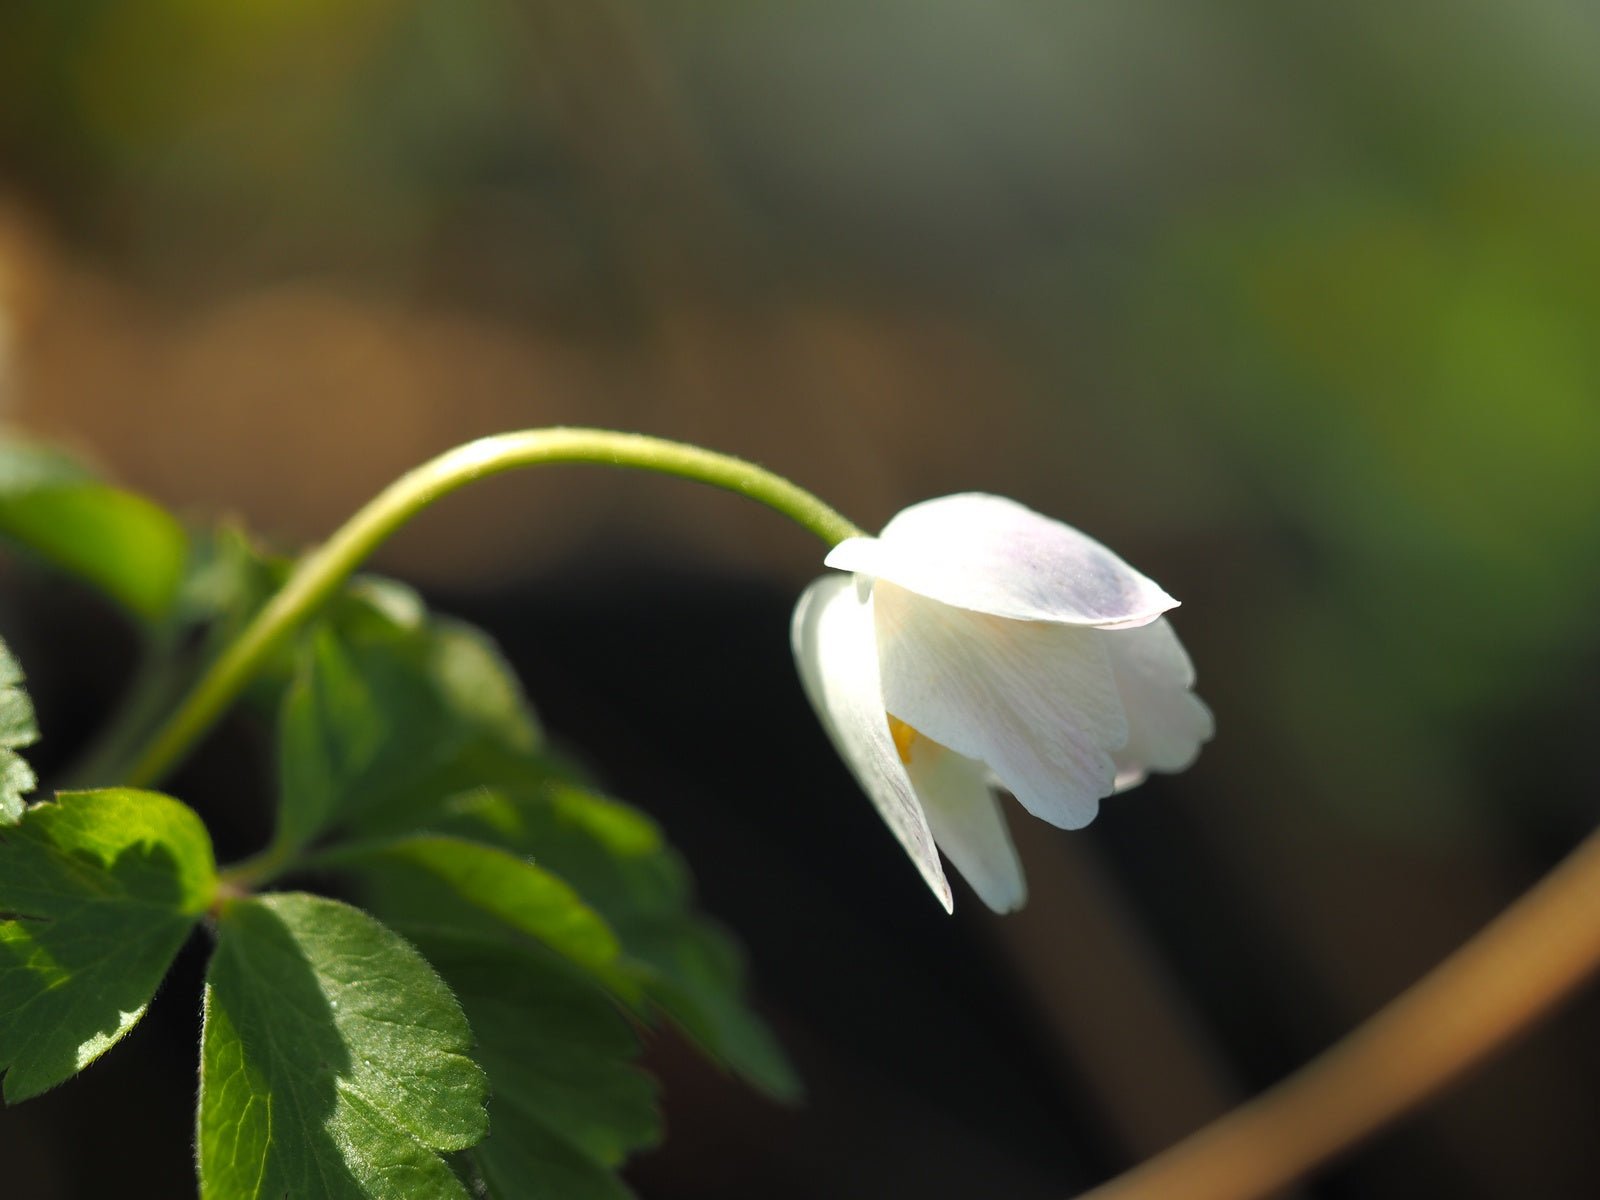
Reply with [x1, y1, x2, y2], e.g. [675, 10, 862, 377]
[3, 2, 1599, 1197]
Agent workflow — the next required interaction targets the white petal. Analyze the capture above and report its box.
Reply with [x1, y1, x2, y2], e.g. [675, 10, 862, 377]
[873, 581, 1128, 830]
[903, 738, 1026, 913]
[1102, 617, 1214, 786]
[791, 575, 953, 912]
[826, 493, 1177, 628]
[1112, 765, 1149, 793]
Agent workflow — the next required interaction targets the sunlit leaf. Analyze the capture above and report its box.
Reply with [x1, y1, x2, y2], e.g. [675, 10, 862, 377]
[320, 834, 633, 997]
[272, 587, 794, 1098]
[436, 785, 800, 1100]
[276, 624, 375, 855]
[0, 637, 39, 825]
[0, 788, 216, 1101]
[198, 892, 488, 1200]
[275, 595, 548, 855]
[0, 441, 189, 623]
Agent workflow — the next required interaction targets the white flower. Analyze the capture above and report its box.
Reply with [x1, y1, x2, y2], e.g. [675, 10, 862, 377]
[792, 494, 1213, 914]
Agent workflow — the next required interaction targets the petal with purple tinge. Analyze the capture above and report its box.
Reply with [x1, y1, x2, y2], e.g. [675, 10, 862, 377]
[827, 493, 1176, 628]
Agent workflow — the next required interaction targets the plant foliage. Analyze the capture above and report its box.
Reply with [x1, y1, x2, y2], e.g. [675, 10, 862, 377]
[0, 437, 795, 1197]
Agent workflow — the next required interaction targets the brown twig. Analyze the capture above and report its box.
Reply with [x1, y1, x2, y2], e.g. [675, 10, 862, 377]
[1077, 823, 1600, 1200]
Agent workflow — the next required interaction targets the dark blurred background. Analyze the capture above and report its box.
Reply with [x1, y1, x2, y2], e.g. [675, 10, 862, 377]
[3, 2, 1600, 1196]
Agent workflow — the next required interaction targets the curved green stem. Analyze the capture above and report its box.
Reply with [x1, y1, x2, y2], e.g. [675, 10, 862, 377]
[123, 428, 862, 788]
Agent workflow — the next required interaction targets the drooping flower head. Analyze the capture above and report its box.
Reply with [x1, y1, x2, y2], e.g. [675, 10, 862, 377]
[792, 494, 1212, 913]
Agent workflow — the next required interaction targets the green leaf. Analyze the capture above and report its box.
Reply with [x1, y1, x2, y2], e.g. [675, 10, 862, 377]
[0, 788, 216, 1101]
[276, 624, 376, 855]
[420, 936, 658, 1200]
[433, 785, 800, 1101]
[628, 919, 798, 1100]
[0, 638, 39, 825]
[275, 595, 548, 855]
[175, 523, 297, 695]
[273, 586, 793, 1095]
[0, 441, 189, 623]
[474, 1125, 636, 1200]
[323, 835, 633, 997]
[199, 892, 488, 1200]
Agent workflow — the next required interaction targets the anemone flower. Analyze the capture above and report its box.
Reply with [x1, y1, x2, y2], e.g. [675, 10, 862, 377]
[792, 493, 1212, 913]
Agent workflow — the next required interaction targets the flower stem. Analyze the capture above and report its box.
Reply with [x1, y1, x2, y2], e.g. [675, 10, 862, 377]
[1077, 821, 1600, 1200]
[122, 428, 861, 788]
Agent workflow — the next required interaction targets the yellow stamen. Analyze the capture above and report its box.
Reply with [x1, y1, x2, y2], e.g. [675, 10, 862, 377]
[887, 715, 920, 765]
